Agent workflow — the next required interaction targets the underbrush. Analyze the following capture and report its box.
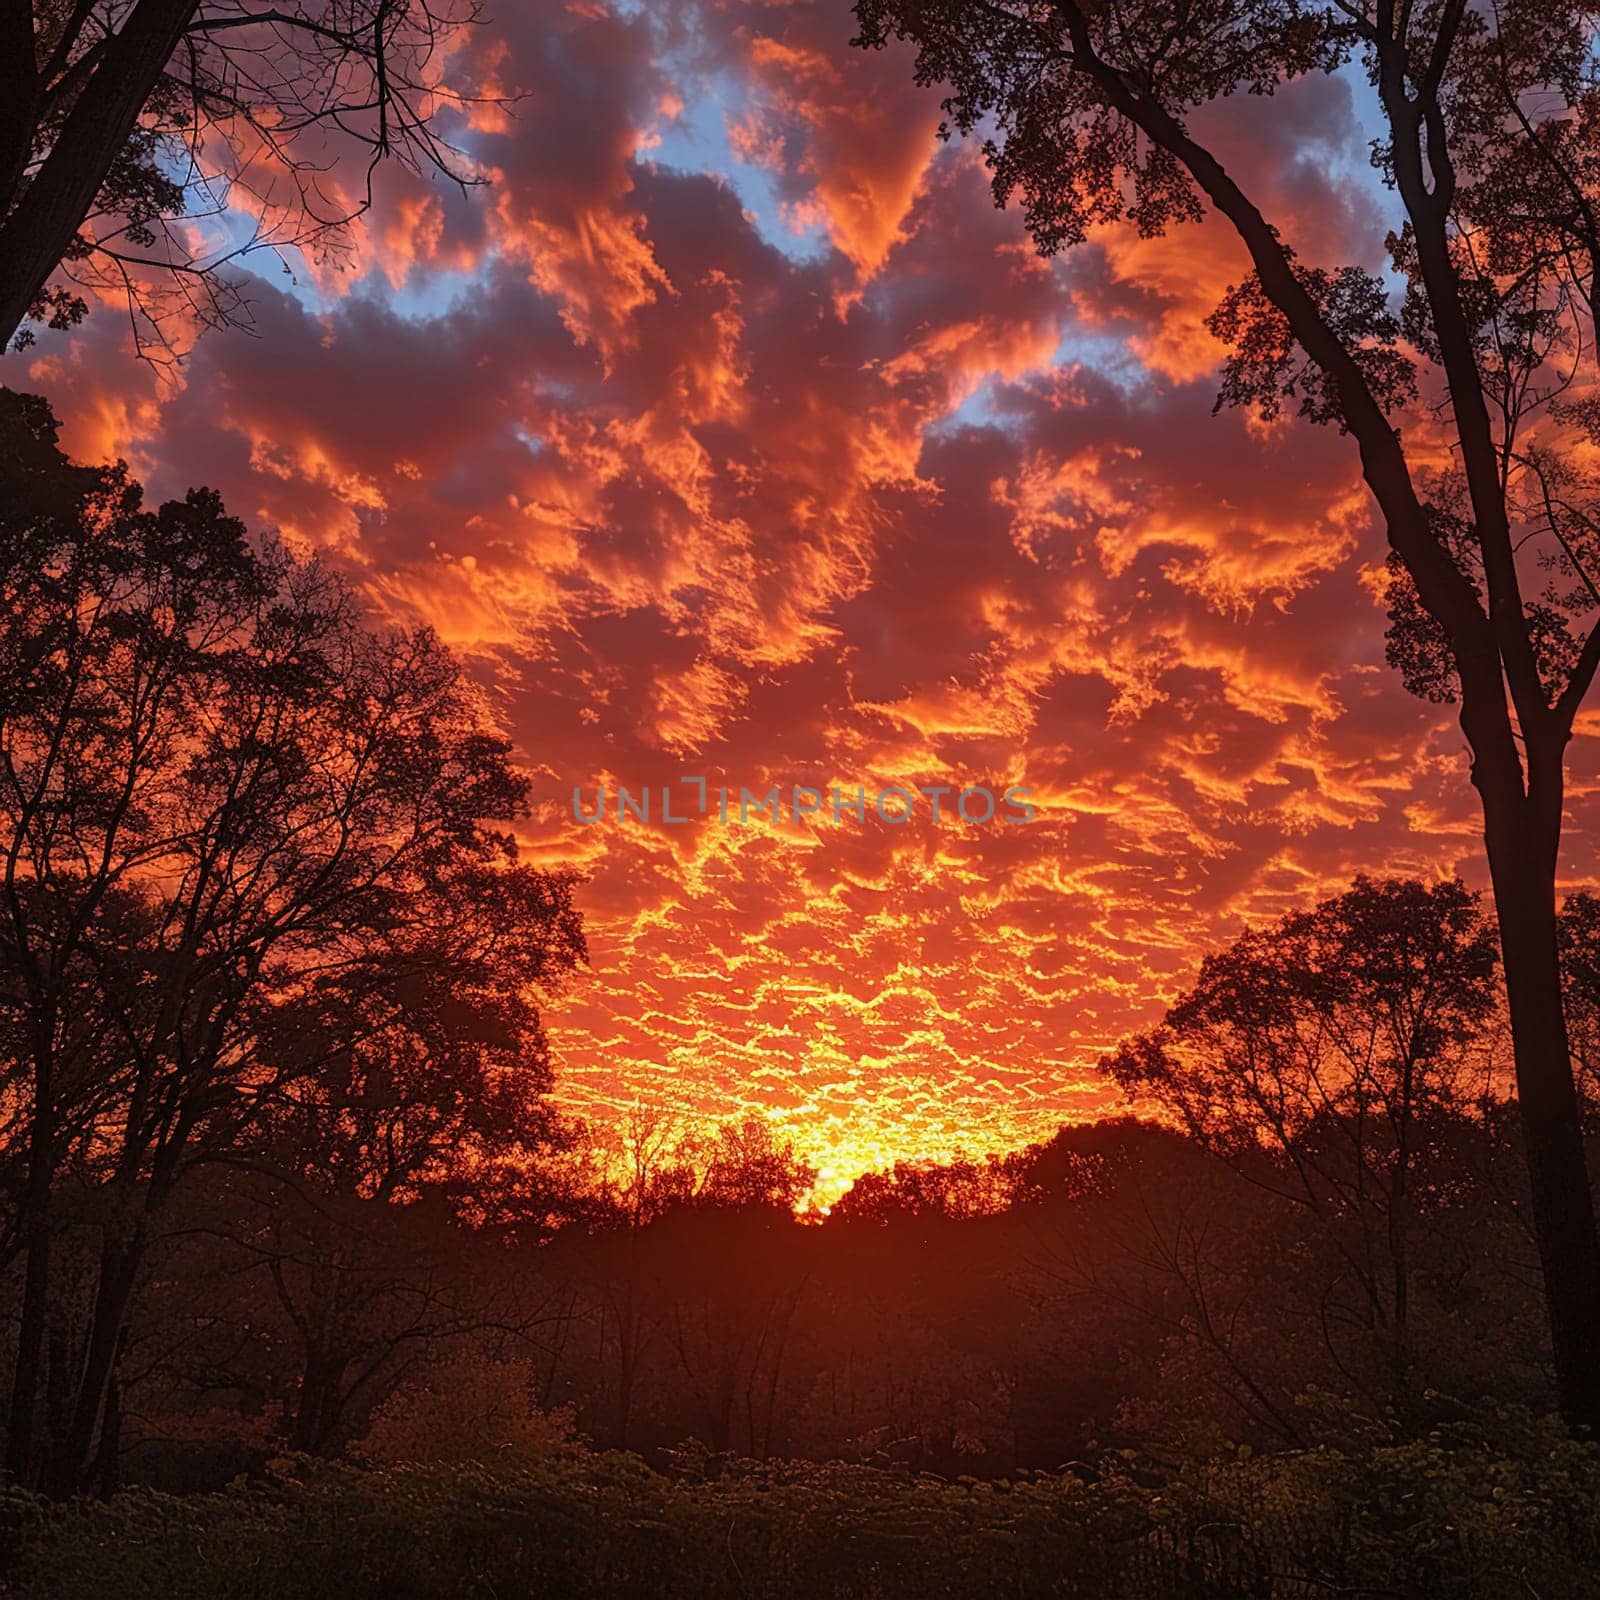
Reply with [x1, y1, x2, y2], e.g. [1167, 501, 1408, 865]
[3, 1419, 1598, 1598]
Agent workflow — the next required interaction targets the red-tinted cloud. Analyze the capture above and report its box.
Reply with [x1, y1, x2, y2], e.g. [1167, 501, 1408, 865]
[18, 0, 1598, 1201]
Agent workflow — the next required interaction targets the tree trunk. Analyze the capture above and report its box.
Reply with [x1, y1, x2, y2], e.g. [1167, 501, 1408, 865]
[1480, 768, 1600, 1431]
[0, 0, 197, 346]
[47, 1233, 142, 1497]
[0, 3, 37, 217]
[6, 1090, 57, 1488]
[6, 1220, 50, 1487]
[93, 1365, 123, 1499]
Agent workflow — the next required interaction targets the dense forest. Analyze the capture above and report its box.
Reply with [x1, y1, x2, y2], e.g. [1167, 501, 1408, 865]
[6, 390, 1600, 1594]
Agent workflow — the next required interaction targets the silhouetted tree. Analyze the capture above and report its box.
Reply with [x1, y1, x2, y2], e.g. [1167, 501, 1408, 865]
[635, 1203, 815, 1458]
[202, 867, 583, 1457]
[0, 387, 583, 1492]
[1023, 1121, 1312, 1448]
[1103, 878, 1502, 1409]
[532, 1113, 817, 1456]
[692, 1117, 817, 1214]
[830, 1152, 1019, 1222]
[0, 0, 495, 356]
[1560, 892, 1600, 1116]
[857, 0, 1600, 1429]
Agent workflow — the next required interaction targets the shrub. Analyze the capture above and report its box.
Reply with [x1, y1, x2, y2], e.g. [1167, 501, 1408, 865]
[3, 1424, 1598, 1598]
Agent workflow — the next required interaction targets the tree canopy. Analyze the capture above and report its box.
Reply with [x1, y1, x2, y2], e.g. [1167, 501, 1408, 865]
[0, 0, 494, 358]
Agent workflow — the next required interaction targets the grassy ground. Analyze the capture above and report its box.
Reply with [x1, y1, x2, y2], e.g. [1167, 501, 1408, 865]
[3, 1421, 1599, 1598]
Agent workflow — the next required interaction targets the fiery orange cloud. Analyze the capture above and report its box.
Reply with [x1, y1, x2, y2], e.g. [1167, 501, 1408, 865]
[22, 0, 1600, 1202]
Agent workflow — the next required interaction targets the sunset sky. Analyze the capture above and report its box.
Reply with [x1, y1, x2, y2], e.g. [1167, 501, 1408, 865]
[20, 0, 1600, 1198]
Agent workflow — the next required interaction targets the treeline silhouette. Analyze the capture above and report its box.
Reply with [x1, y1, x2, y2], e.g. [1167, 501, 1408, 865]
[7, 392, 1600, 1595]
[0, 390, 584, 1496]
